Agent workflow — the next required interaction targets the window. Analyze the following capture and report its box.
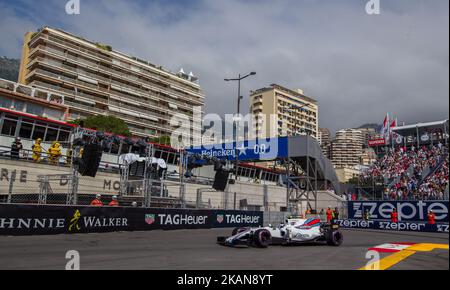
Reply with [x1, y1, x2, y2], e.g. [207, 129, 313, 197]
[27, 103, 44, 116]
[45, 108, 63, 120]
[32, 125, 46, 140]
[110, 143, 119, 154]
[0, 95, 12, 108]
[160, 151, 169, 161]
[19, 122, 33, 139]
[120, 143, 131, 155]
[131, 145, 140, 154]
[14, 100, 25, 112]
[166, 153, 176, 165]
[154, 149, 162, 159]
[59, 130, 70, 142]
[45, 127, 59, 142]
[1, 119, 17, 136]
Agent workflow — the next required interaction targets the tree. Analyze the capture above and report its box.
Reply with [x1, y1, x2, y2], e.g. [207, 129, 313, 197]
[152, 135, 171, 146]
[70, 115, 131, 137]
[0, 57, 20, 82]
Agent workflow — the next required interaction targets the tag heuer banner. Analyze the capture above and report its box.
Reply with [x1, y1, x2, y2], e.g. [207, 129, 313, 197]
[0, 204, 263, 236]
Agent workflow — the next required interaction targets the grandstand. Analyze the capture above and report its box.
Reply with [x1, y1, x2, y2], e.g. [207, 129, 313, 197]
[358, 120, 449, 201]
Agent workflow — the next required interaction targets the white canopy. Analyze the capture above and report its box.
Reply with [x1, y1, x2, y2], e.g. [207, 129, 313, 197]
[119, 153, 167, 169]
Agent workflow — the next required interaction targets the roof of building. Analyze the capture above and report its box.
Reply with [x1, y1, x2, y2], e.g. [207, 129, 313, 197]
[250, 84, 317, 104]
[392, 119, 449, 136]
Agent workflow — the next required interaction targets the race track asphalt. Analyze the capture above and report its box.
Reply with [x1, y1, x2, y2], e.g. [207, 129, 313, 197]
[0, 229, 448, 270]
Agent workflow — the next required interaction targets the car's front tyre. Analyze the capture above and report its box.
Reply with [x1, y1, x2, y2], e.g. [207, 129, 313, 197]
[326, 230, 343, 246]
[253, 229, 272, 248]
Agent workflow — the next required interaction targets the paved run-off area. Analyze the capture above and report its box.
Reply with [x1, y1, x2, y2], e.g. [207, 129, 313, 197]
[0, 229, 447, 270]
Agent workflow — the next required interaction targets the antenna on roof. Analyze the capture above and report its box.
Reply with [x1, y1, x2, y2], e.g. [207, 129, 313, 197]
[189, 71, 199, 82]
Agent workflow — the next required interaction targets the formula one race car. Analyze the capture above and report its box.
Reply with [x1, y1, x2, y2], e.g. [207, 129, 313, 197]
[217, 218, 343, 248]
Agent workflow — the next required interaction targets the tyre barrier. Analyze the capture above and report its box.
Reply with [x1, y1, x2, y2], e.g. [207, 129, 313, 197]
[0, 203, 263, 236]
[336, 219, 449, 233]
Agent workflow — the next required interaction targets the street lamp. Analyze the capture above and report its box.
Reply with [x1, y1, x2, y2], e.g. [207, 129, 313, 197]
[224, 72, 256, 181]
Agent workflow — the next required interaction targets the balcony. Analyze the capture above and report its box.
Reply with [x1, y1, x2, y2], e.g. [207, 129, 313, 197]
[31, 47, 204, 107]
[28, 69, 109, 104]
[64, 100, 105, 114]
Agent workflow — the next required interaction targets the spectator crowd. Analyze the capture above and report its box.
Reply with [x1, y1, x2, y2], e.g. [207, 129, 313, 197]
[360, 143, 449, 200]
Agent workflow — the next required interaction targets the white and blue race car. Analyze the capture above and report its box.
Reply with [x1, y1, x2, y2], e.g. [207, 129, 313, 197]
[217, 218, 343, 248]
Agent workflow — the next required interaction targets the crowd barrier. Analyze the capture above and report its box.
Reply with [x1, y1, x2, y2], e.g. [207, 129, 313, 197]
[337, 219, 449, 233]
[0, 203, 263, 236]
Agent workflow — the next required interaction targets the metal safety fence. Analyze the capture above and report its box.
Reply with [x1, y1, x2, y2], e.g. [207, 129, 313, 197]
[1, 154, 348, 213]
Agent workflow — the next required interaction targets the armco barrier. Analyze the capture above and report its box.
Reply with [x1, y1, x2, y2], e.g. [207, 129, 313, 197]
[0, 203, 263, 236]
[348, 201, 449, 222]
[337, 219, 449, 233]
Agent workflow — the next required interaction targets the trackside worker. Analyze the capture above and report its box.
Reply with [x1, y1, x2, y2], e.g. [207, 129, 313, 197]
[427, 210, 436, 225]
[326, 207, 333, 224]
[90, 194, 103, 207]
[32, 138, 43, 162]
[391, 208, 398, 223]
[305, 209, 311, 217]
[109, 195, 119, 207]
[364, 209, 370, 221]
[333, 207, 340, 223]
[47, 141, 62, 165]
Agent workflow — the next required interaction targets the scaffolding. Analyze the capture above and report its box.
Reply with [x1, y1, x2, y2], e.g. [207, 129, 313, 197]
[284, 156, 318, 214]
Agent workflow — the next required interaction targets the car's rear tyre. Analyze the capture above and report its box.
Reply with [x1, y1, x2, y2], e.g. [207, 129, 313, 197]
[326, 230, 343, 246]
[253, 229, 272, 248]
[232, 227, 248, 236]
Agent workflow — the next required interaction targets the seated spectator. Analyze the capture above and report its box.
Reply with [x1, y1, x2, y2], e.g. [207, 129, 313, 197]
[109, 195, 119, 207]
[358, 144, 448, 201]
[90, 194, 104, 207]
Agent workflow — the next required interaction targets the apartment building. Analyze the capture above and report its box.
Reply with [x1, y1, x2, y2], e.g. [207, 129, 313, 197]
[331, 129, 364, 168]
[249, 84, 318, 140]
[358, 127, 379, 148]
[18, 27, 205, 142]
[318, 127, 332, 159]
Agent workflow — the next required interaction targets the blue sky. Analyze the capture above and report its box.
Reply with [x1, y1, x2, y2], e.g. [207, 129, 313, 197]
[0, 0, 448, 132]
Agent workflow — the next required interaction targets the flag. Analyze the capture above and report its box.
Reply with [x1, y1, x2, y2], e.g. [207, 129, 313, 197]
[390, 118, 398, 143]
[380, 113, 389, 140]
[390, 118, 397, 129]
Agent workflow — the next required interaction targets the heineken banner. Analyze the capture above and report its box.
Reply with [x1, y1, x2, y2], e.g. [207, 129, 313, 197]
[0, 204, 263, 236]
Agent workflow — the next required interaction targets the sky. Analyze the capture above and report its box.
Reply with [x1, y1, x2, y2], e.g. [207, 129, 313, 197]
[0, 0, 448, 134]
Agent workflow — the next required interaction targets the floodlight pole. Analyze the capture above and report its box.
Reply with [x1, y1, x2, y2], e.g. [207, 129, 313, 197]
[224, 72, 256, 181]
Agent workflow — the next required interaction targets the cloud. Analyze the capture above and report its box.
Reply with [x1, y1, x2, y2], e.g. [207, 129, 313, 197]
[0, 0, 448, 133]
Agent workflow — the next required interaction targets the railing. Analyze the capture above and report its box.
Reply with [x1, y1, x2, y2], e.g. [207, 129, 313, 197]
[0, 146, 119, 172]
